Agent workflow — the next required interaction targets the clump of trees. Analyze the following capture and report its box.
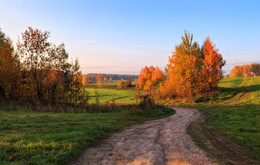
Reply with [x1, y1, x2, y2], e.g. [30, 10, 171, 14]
[117, 80, 126, 88]
[117, 76, 133, 89]
[137, 66, 165, 90]
[230, 63, 260, 77]
[0, 27, 88, 105]
[158, 32, 225, 100]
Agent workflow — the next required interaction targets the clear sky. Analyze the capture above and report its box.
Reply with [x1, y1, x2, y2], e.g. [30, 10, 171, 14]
[0, 0, 259, 74]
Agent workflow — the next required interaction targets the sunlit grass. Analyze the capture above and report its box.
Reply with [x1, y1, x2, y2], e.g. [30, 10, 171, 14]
[190, 76, 260, 162]
[0, 108, 175, 164]
[85, 87, 143, 104]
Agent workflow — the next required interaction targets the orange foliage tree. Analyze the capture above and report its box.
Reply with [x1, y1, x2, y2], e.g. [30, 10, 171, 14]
[151, 67, 165, 83]
[158, 32, 225, 99]
[0, 30, 21, 99]
[230, 66, 244, 77]
[96, 73, 103, 85]
[230, 63, 260, 77]
[117, 79, 126, 88]
[242, 65, 251, 77]
[82, 75, 88, 86]
[202, 37, 225, 90]
[137, 66, 164, 90]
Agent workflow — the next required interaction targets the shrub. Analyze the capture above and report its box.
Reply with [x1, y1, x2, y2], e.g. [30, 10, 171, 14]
[117, 80, 126, 89]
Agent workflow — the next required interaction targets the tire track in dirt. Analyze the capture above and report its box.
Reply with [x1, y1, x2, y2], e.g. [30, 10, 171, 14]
[70, 107, 216, 165]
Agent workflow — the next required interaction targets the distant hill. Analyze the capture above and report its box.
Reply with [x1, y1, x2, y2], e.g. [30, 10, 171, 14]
[85, 73, 138, 83]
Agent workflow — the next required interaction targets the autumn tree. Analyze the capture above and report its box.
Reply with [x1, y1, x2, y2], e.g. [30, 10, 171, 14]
[158, 32, 224, 99]
[230, 66, 243, 77]
[17, 27, 51, 101]
[250, 63, 260, 76]
[137, 66, 164, 90]
[82, 75, 88, 86]
[137, 66, 151, 90]
[126, 76, 133, 87]
[117, 79, 126, 88]
[0, 29, 21, 99]
[16, 27, 88, 104]
[164, 32, 203, 98]
[96, 73, 103, 85]
[229, 63, 260, 77]
[151, 67, 165, 87]
[242, 65, 251, 77]
[202, 37, 225, 91]
[70, 59, 82, 103]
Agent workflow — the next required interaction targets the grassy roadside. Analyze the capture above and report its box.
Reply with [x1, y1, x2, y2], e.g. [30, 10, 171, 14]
[187, 77, 260, 164]
[0, 107, 175, 165]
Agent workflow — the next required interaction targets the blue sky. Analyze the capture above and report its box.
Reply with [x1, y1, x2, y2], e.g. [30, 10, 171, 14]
[0, 0, 259, 74]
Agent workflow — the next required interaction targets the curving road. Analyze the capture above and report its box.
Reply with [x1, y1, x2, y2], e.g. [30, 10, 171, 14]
[71, 107, 217, 165]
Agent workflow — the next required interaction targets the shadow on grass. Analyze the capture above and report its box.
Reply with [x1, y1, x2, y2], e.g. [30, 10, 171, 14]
[220, 84, 260, 92]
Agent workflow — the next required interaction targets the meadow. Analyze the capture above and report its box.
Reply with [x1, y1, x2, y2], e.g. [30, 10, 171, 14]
[0, 107, 175, 164]
[1, 77, 259, 164]
[86, 87, 141, 104]
[188, 76, 260, 163]
[83, 80, 141, 104]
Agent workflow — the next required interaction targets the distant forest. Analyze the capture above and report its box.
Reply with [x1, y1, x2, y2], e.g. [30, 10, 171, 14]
[85, 73, 138, 83]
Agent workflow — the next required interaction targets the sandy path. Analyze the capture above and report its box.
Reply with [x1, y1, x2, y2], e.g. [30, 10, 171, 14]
[70, 107, 216, 165]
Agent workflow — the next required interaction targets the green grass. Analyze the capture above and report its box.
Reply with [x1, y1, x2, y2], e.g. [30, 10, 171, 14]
[0, 107, 175, 164]
[86, 87, 143, 104]
[86, 80, 137, 87]
[188, 76, 260, 162]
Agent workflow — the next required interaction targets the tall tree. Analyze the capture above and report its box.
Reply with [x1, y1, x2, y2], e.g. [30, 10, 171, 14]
[17, 27, 51, 101]
[0, 30, 21, 99]
[82, 75, 88, 86]
[166, 32, 202, 98]
[159, 32, 225, 99]
[202, 37, 225, 90]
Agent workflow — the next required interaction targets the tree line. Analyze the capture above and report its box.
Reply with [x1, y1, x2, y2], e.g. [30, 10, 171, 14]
[0, 27, 88, 104]
[229, 63, 260, 77]
[85, 73, 138, 84]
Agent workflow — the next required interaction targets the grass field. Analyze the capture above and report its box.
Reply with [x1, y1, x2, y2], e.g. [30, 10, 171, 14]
[188, 76, 260, 163]
[0, 107, 175, 164]
[85, 87, 142, 104]
[86, 80, 137, 87]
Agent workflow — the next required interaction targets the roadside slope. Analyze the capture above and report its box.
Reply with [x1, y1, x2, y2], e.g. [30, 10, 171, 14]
[188, 77, 260, 164]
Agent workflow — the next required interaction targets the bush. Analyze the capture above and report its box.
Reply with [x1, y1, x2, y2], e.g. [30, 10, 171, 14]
[117, 80, 126, 88]
[135, 93, 155, 109]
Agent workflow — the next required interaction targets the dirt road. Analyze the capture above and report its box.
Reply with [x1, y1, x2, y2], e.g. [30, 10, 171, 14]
[71, 107, 216, 165]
